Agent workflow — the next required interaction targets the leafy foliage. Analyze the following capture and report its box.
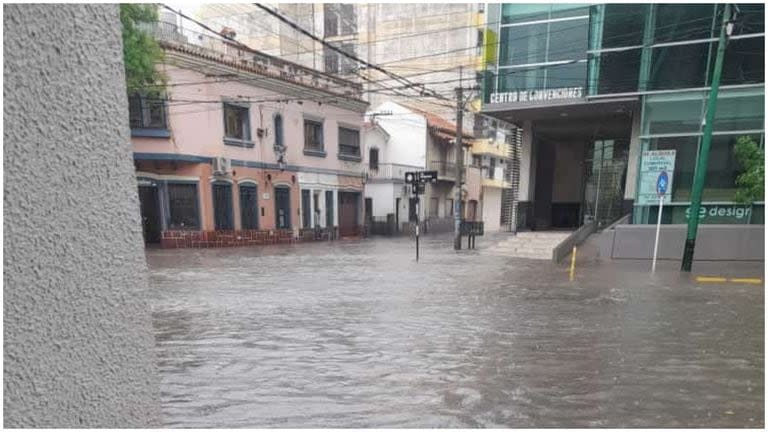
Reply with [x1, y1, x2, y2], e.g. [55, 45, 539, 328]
[120, 4, 165, 93]
[733, 136, 764, 204]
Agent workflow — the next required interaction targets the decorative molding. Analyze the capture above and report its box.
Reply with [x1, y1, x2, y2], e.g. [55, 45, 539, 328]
[134, 152, 365, 178]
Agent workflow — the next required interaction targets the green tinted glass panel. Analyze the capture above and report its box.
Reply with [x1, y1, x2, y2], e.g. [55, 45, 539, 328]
[713, 90, 765, 132]
[648, 43, 710, 90]
[498, 68, 545, 92]
[653, 4, 715, 43]
[499, 24, 547, 66]
[545, 61, 586, 89]
[643, 93, 705, 135]
[703, 134, 764, 201]
[547, 19, 589, 62]
[601, 4, 646, 48]
[731, 3, 765, 35]
[501, 4, 550, 24]
[550, 4, 589, 19]
[595, 49, 641, 93]
[719, 36, 765, 86]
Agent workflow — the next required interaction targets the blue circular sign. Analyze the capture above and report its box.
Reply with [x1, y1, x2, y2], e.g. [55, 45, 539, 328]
[657, 171, 669, 196]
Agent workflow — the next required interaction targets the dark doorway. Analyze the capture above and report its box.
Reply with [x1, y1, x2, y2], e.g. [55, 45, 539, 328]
[365, 198, 373, 223]
[239, 183, 259, 230]
[138, 185, 161, 243]
[395, 197, 401, 230]
[212, 183, 233, 230]
[275, 186, 291, 229]
[338, 192, 359, 236]
[301, 189, 311, 228]
[533, 138, 555, 230]
[325, 190, 334, 227]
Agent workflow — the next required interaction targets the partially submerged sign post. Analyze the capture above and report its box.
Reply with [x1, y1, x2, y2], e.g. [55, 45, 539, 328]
[639, 150, 676, 272]
[405, 170, 438, 261]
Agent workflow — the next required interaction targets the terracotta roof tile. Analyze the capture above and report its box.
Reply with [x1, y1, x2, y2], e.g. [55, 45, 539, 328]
[399, 103, 473, 139]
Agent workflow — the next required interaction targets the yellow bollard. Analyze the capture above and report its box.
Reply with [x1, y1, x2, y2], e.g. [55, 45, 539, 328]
[569, 246, 577, 282]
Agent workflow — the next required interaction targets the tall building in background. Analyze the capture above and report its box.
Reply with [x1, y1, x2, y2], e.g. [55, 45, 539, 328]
[195, 3, 484, 128]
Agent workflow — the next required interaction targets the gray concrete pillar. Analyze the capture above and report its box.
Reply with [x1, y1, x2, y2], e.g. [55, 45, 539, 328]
[4, 4, 159, 427]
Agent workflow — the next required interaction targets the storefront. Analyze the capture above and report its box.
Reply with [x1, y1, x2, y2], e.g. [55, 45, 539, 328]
[634, 87, 765, 225]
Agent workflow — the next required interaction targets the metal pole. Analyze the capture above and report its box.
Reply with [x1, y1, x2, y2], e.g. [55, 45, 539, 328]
[652, 196, 663, 272]
[453, 84, 464, 250]
[682, 4, 731, 272]
[415, 196, 420, 261]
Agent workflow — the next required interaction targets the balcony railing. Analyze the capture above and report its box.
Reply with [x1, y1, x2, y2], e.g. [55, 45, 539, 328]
[429, 161, 457, 179]
[367, 163, 422, 181]
[471, 138, 509, 159]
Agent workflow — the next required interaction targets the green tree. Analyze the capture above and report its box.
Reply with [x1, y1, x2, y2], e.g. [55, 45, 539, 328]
[120, 4, 165, 93]
[733, 136, 764, 204]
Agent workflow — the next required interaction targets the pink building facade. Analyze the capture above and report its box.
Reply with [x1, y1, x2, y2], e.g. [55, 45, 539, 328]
[131, 26, 368, 248]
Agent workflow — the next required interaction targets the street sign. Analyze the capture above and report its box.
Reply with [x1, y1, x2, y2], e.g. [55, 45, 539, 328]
[656, 171, 669, 196]
[420, 170, 438, 183]
[645, 154, 675, 273]
[638, 150, 676, 205]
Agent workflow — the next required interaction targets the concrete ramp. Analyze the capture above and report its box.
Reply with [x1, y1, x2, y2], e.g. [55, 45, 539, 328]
[484, 231, 572, 260]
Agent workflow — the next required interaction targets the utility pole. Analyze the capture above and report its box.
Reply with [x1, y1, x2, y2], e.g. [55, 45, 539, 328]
[681, 3, 732, 271]
[453, 86, 464, 250]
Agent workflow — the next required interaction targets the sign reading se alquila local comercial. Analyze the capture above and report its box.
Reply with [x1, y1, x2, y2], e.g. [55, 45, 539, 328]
[489, 87, 583, 104]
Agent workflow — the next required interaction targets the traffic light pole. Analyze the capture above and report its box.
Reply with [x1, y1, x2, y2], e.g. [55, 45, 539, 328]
[681, 3, 731, 271]
[415, 196, 419, 261]
[453, 86, 464, 250]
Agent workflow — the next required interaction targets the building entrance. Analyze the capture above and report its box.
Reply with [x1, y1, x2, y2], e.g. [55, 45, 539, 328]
[529, 113, 633, 230]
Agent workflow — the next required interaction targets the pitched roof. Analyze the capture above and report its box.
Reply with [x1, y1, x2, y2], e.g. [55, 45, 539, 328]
[398, 102, 473, 140]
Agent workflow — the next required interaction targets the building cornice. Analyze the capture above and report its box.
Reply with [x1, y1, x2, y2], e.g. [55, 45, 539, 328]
[160, 41, 369, 113]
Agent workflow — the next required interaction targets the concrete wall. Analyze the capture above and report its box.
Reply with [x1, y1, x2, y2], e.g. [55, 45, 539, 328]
[372, 101, 427, 168]
[4, 4, 159, 427]
[482, 187, 503, 231]
[365, 183, 397, 217]
[602, 224, 764, 261]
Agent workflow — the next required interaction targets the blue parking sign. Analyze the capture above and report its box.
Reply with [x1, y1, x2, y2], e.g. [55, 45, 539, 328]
[656, 171, 669, 196]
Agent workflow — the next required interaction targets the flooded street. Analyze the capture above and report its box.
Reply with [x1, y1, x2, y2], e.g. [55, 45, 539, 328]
[148, 235, 764, 428]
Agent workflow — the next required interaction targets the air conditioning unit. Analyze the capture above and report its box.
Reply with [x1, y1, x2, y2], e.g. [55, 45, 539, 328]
[212, 156, 231, 176]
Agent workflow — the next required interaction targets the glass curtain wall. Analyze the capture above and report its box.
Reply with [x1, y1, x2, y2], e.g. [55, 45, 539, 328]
[491, 4, 590, 95]
[587, 3, 764, 94]
[629, 3, 765, 225]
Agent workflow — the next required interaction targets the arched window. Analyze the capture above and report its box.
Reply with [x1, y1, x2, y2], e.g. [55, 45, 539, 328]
[274, 114, 284, 149]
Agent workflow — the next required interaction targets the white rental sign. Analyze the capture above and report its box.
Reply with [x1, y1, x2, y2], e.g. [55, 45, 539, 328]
[638, 150, 676, 205]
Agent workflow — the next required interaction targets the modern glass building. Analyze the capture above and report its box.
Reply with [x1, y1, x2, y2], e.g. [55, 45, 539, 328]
[481, 3, 764, 229]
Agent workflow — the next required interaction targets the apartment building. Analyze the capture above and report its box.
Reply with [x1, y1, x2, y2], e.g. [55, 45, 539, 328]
[132, 13, 368, 247]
